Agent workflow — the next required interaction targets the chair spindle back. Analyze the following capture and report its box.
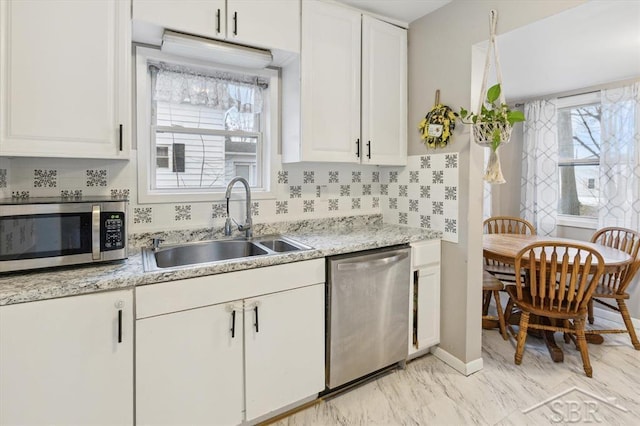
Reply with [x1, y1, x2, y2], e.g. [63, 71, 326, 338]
[514, 242, 605, 314]
[591, 227, 640, 294]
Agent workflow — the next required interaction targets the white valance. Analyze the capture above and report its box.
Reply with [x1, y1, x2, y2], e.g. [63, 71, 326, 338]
[151, 63, 267, 113]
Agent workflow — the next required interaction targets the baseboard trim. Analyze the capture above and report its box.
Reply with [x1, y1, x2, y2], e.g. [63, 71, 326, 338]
[431, 346, 483, 376]
[593, 306, 640, 328]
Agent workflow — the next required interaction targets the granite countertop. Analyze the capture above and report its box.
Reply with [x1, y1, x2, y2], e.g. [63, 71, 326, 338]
[0, 215, 440, 306]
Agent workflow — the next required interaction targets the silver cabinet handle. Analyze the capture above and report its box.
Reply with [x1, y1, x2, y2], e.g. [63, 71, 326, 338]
[92, 205, 101, 260]
[337, 252, 408, 271]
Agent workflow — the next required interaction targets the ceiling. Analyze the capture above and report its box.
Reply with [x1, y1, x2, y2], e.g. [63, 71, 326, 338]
[494, 1, 640, 101]
[336, 0, 451, 24]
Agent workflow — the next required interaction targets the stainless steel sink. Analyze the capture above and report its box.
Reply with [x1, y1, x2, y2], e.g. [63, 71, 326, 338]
[255, 238, 303, 253]
[142, 235, 312, 272]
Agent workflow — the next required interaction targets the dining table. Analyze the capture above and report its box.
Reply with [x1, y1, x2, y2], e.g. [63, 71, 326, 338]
[482, 233, 633, 362]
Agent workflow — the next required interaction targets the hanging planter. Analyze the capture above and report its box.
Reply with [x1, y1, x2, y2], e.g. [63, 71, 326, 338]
[456, 10, 525, 183]
[418, 90, 457, 148]
[472, 121, 512, 149]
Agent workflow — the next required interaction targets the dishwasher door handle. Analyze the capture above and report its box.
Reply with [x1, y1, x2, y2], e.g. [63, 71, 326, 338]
[337, 251, 408, 271]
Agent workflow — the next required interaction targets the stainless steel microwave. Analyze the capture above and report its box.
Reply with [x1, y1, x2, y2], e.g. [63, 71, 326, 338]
[0, 197, 128, 273]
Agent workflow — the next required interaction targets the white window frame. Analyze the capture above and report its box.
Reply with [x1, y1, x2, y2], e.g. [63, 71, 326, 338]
[135, 46, 278, 204]
[556, 92, 600, 229]
[156, 145, 170, 169]
[233, 161, 257, 184]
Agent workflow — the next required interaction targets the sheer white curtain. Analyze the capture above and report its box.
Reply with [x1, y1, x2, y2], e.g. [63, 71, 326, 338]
[599, 82, 640, 230]
[520, 99, 559, 236]
[152, 64, 266, 113]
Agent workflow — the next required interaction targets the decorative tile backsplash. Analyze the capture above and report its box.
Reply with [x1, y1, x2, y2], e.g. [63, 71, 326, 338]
[34, 169, 57, 188]
[381, 153, 459, 243]
[1, 153, 458, 242]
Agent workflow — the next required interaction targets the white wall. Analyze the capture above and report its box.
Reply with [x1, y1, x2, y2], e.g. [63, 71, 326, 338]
[408, 0, 585, 365]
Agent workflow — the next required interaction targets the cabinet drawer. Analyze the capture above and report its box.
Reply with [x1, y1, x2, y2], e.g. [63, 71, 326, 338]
[411, 240, 441, 269]
[136, 259, 325, 318]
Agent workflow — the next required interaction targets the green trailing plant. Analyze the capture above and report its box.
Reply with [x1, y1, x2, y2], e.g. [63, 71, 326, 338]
[457, 83, 525, 151]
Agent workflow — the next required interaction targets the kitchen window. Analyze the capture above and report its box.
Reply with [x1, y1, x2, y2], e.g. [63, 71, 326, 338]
[135, 47, 278, 203]
[556, 92, 601, 227]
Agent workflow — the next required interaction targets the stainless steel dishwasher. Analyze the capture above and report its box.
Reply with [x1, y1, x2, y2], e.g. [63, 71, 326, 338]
[326, 245, 410, 390]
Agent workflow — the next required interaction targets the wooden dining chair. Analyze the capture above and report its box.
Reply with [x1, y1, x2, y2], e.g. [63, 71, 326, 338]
[482, 270, 508, 339]
[505, 241, 605, 378]
[482, 216, 537, 328]
[586, 227, 640, 350]
[483, 216, 536, 282]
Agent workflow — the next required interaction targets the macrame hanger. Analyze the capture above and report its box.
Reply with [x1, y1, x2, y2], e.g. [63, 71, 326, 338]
[478, 10, 506, 114]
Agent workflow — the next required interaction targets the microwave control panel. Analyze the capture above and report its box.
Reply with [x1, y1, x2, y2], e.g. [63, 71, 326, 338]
[101, 212, 125, 251]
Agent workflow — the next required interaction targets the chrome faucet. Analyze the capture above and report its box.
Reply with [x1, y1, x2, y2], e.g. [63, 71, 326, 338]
[224, 177, 253, 238]
[151, 237, 165, 251]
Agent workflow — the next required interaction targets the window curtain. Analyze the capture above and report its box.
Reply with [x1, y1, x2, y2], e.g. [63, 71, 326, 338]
[520, 99, 559, 236]
[151, 63, 267, 113]
[599, 82, 640, 230]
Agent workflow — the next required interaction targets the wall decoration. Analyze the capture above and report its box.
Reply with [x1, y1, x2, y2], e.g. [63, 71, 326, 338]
[418, 90, 457, 148]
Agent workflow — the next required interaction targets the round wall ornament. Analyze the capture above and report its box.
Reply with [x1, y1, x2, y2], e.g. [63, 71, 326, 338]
[418, 90, 456, 148]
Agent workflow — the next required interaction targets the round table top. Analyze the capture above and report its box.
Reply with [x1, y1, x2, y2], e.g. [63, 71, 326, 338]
[483, 234, 632, 271]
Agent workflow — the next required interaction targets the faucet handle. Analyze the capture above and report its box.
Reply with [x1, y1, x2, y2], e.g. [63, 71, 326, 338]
[224, 217, 233, 236]
[151, 237, 165, 251]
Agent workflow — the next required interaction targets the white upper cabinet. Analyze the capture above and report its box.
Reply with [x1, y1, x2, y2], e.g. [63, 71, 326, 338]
[132, 0, 300, 53]
[227, 0, 300, 53]
[133, 0, 227, 40]
[294, 0, 361, 163]
[282, 0, 407, 165]
[0, 0, 130, 159]
[361, 15, 407, 166]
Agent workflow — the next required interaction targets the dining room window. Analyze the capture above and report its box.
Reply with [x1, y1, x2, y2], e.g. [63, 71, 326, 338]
[522, 83, 639, 235]
[557, 92, 601, 219]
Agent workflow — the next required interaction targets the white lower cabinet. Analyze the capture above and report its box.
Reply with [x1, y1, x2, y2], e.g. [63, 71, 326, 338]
[136, 301, 244, 425]
[0, 290, 134, 425]
[244, 284, 325, 421]
[409, 240, 441, 357]
[135, 259, 326, 425]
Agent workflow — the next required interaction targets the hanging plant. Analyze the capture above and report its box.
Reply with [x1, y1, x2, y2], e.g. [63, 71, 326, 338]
[418, 90, 457, 148]
[457, 83, 524, 152]
[455, 10, 526, 184]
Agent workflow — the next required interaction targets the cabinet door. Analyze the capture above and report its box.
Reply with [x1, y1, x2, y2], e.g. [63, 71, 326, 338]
[228, 0, 300, 52]
[132, 0, 226, 40]
[300, 0, 361, 163]
[244, 284, 325, 421]
[410, 265, 441, 355]
[0, 290, 133, 425]
[136, 302, 244, 426]
[0, 0, 130, 159]
[362, 15, 407, 166]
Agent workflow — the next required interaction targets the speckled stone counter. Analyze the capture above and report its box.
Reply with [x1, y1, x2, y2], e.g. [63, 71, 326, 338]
[0, 215, 440, 306]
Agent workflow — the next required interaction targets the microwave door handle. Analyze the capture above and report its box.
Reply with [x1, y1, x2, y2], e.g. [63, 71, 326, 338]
[92, 205, 101, 260]
[336, 252, 408, 271]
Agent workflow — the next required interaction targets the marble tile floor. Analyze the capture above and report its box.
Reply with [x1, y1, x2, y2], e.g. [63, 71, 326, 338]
[274, 317, 640, 425]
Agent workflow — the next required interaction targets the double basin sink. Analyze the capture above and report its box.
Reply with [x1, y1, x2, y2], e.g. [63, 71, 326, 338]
[142, 235, 312, 272]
